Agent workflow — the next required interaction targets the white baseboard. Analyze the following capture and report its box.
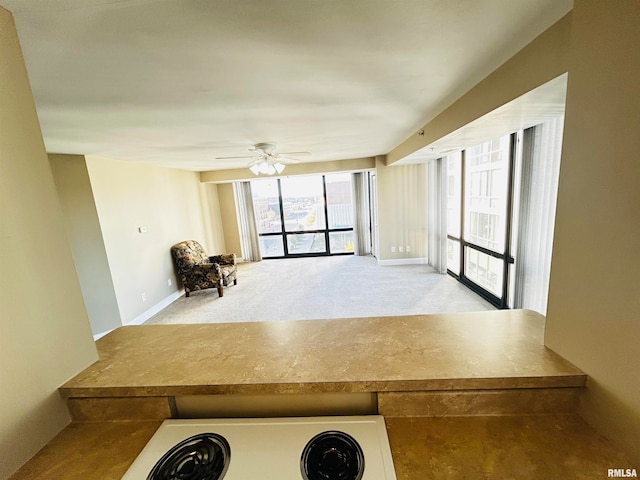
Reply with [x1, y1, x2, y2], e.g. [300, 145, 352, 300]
[93, 329, 114, 341]
[126, 289, 185, 326]
[377, 257, 429, 266]
[92, 289, 184, 340]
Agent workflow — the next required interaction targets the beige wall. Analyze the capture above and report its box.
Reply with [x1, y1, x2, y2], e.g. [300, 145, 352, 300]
[85, 156, 218, 324]
[49, 154, 121, 335]
[375, 157, 428, 262]
[217, 183, 242, 257]
[199, 182, 227, 256]
[544, 0, 640, 463]
[0, 8, 98, 479]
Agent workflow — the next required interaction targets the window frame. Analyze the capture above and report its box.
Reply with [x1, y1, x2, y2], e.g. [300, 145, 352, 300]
[253, 174, 355, 259]
[447, 133, 517, 308]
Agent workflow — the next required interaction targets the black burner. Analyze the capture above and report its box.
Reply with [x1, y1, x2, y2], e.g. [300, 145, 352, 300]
[300, 430, 365, 480]
[147, 433, 230, 480]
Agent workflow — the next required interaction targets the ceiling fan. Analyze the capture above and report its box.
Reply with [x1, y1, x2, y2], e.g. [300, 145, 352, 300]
[216, 143, 311, 175]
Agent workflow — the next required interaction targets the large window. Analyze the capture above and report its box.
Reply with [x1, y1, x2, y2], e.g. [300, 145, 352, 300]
[252, 174, 354, 258]
[444, 119, 563, 313]
[447, 134, 516, 307]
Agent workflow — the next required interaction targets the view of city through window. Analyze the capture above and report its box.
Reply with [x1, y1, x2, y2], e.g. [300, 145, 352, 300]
[447, 133, 513, 305]
[251, 173, 354, 258]
[463, 135, 510, 296]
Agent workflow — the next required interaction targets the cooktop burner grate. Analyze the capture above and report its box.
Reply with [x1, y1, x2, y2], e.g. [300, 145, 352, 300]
[147, 433, 230, 480]
[300, 431, 365, 480]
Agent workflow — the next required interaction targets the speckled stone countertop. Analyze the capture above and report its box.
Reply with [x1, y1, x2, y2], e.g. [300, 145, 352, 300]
[61, 310, 585, 398]
[10, 415, 636, 479]
[10, 310, 636, 479]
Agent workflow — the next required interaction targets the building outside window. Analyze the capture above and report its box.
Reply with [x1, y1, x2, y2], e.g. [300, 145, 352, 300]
[444, 118, 563, 313]
[251, 173, 354, 258]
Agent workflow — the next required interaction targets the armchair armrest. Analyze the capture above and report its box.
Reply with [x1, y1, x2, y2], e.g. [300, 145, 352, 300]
[209, 253, 236, 266]
[192, 262, 223, 277]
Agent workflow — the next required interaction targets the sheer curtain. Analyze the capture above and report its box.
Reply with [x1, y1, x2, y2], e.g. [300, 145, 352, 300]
[233, 181, 262, 262]
[513, 117, 564, 314]
[351, 172, 371, 256]
[427, 158, 448, 273]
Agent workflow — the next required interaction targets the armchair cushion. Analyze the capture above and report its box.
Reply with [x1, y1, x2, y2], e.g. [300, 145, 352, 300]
[171, 240, 237, 297]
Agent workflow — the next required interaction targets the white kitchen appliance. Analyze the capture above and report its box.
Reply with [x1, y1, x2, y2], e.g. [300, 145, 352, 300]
[122, 415, 397, 480]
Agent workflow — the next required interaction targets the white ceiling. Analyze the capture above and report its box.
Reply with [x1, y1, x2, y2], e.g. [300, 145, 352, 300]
[2, 0, 572, 171]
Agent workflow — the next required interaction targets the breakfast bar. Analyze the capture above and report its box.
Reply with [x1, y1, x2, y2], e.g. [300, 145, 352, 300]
[9, 310, 635, 479]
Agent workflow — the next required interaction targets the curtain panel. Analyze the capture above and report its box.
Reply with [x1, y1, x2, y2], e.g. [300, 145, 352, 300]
[351, 172, 371, 256]
[428, 158, 448, 273]
[233, 181, 262, 262]
[513, 117, 564, 314]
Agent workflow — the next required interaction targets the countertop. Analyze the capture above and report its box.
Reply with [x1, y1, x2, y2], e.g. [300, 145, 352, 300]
[61, 310, 585, 398]
[10, 415, 635, 479]
[13, 310, 637, 478]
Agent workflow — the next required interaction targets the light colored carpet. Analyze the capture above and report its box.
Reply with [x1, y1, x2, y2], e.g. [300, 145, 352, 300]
[146, 255, 495, 325]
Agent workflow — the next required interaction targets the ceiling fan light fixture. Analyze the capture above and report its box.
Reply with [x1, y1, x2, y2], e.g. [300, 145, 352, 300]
[230, 143, 303, 175]
[249, 158, 286, 176]
[256, 162, 268, 174]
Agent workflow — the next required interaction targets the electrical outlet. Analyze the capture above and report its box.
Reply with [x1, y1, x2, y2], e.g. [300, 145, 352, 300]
[399, 246, 404, 253]
[167, 279, 172, 286]
[391, 246, 396, 253]
[406, 245, 411, 252]
[141, 292, 147, 302]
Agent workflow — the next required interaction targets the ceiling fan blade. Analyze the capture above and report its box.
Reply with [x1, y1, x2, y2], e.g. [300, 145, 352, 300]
[215, 155, 258, 160]
[279, 151, 311, 156]
[279, 156, 302, 163]
[215, 146, 310, 163]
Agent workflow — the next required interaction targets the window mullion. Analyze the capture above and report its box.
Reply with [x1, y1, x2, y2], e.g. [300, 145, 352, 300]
[459, 150, 466, 278]
[501, 133, 518, 307]
[277, 178, 289, 256]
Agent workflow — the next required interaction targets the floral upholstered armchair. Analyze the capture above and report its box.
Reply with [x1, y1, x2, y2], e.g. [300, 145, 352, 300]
[170, 240, 237, 297]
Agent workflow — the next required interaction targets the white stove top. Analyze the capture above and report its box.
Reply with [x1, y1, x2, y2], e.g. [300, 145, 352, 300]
[122, 415, 397, 479]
